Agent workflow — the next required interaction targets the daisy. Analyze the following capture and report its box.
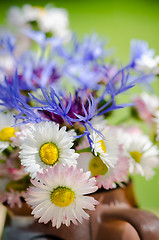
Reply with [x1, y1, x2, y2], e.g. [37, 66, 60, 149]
[119, 130, 159, 179]
[38, 7, 71, 41]
[0, 112, 17, 152]
[0, 188, 26, 208]
[20, 121, 79, 178]
[132, 93, 159, 124]
[26, 165, 98, 228]
[90, 124, 119, 168]
[130, 39, 159, 74]
[135, 54, 159, 74]
[11, 123, 33, 147]
[0, 176, 27, 208]
[77, 147, 129, 190]
[96, 155, 129, 189]
[7, 4, 71, 41]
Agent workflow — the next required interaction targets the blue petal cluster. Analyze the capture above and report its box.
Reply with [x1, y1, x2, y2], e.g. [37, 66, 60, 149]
[0, 30, 157, 148]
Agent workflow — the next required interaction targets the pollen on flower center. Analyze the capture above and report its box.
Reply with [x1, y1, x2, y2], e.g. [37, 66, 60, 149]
[89, 156, 108, 176]
[130, 151, 142, 163]
[0, 127, 16, 142]
[51, 187, 75, 207]
[98, 140, 107, 153]
[39, 142, 59, 165]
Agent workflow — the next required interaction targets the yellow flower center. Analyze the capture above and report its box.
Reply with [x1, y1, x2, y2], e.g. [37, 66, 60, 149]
[51, 187, 75, 207]
[89, 156, 108, 176]
[130, 151, 142, 163]
[39, 142, 59, 165]
[0, 127, 16, 142]
[98, 139, 107, 153]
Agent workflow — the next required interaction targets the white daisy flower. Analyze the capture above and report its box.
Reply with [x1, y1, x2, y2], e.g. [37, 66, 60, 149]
[90, 124, 119, 168]
[20, 121, 79, 179]
[135, 54, 159, 74]
[0, 112, 16, 152]
[120, 130, 159, 179]
[77, 147, 129, 190]
[95, 155, 129, 189]
[7, 4, 71, 41]
[38, 6, 71, 41]
[26, 165, 98, 229]
[11, 123, 33, 147]
[7, 4, 40, 26]
[132, 93, 159, 124]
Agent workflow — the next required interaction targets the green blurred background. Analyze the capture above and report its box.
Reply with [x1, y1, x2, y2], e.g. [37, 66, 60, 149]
[0, 0, 159, 213]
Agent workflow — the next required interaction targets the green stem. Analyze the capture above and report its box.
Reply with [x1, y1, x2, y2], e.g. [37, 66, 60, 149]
[76, 147, 91, 153]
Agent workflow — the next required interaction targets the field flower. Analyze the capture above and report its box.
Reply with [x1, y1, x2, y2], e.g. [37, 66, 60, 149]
[119, 130, 159, 179]
[132, 92, 159, 124]
[91, 124, 119, 168]
[26, 165, 98, 228]
[0, 112, 17, 152]
[20, 121, 79, 178]
[7, 4, 71, 41]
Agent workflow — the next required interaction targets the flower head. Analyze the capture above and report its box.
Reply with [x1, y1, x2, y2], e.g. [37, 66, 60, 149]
[0, 189, 26, 208]
[119, 129, 159, 179]
[132, 92, 159, 124]
[0, 72, 26, 111]
[20, 121, 79, 178]
[91, 123, 119, 168]
[7, 4, 71, 41]
[129, 39, 155, 68]
[77, 129, 129, 190]
[0, 112, 17, 152]
[26, 165, 98, 228]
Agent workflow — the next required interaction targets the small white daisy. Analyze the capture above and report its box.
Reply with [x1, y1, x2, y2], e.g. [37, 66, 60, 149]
[95, 155, 129, 189]
[77, 148, 129, 190]
[26, 165, 98, 228]
[135, 54, 159, 74]
[132, 93, 159, 124]
[7, 4, 71, 41]
[0, 112, 16, 152]
[38, 7, 71, 41]
[11, 123, 33, 147]
[19, 121, 79, 178]
[120, 130, 159, 179]
[90, 123, 119, 168]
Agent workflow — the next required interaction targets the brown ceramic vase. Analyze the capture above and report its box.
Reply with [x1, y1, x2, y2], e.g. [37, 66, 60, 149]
[20, 180, 159, 240]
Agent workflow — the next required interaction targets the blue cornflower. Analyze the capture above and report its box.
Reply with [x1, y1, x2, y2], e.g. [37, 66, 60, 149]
[30, 88, 105, 139]
[65, 62, 104, 90]
[28, 88, 73, 125]
[80, 34, 108, 62]
[129, 39, 155, 68]
[19, 54, 61, 91]
[55, 33, 108, 64]
[16, 30, 110, 92]
[0, 71, 26, 111]
[0, 31, 16, 54]
[14, 99, 44, 125]
[16, 87, 97, 128]
[22, 29, 63, 51]
[14, 65, 136, 127]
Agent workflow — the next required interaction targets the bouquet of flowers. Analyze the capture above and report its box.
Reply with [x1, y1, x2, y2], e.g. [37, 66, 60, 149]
[0, 4, 159, 230]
